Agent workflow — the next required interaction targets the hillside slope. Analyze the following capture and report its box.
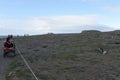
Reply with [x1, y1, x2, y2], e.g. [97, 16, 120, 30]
[5, 30, 120, 80]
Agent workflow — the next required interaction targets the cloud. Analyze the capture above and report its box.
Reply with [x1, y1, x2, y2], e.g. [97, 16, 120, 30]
[26, 15, 101, 33]
[0, 15, 116, 35]
[104, 6, 120, 13]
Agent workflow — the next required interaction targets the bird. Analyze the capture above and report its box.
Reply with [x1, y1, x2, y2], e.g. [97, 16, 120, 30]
[98, 48, 107, 55]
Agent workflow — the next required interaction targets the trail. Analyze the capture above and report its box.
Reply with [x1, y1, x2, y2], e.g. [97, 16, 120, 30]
[0, 40, 12, 80]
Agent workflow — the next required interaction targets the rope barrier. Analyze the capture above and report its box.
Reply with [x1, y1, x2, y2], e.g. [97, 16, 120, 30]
[16, 46, 40, 80]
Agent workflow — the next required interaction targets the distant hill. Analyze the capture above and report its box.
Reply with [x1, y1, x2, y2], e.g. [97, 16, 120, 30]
[0, 36, 7, 39]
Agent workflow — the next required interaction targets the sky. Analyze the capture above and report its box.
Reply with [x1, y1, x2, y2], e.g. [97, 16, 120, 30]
[0, 0, 120, 35]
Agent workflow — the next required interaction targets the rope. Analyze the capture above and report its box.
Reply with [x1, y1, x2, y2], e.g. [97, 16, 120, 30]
[16, 46, 40, 80]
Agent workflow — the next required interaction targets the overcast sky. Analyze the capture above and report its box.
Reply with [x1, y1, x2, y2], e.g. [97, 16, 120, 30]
[0, 0, 120, 35]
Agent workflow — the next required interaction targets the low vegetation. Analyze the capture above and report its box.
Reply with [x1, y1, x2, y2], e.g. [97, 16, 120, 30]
[5, 30, 120, 80]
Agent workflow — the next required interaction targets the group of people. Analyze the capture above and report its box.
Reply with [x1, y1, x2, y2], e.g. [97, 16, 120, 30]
[3, 35, 15, 58]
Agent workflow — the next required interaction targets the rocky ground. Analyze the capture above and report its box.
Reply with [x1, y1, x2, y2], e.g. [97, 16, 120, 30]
[2, 30, 120, 80]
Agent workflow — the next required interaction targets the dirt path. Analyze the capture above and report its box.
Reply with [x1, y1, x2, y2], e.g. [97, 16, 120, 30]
[0, 40, 12, 80]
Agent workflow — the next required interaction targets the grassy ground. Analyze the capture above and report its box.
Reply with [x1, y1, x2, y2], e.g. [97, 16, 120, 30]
[5, 31, 120, 80]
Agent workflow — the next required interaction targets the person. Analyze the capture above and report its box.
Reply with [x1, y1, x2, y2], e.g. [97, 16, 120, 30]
[8, 34, 14, 43]
[3, 36, 14, 58]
